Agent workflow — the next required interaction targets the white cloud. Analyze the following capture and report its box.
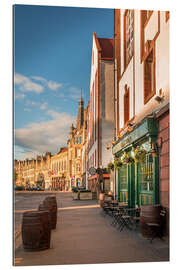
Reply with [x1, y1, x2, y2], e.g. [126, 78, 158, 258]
[47, 81, 63, 91]
[26, 100, 38, 106]
[31, 76, 47, 83]
[40, 102, 48, 110]
[32, 75, 63, 91]
[24, 108, 31, 112]
[14, 73, 44, 94]
[15, 110, 76, 157]
[15, 93, 26, 99]
[14, 145, 39, 160]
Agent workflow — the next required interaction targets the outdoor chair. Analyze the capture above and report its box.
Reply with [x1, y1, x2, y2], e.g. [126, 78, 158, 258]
[145, 209, 166, 243]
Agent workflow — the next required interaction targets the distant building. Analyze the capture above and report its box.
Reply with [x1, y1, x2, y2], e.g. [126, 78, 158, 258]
[87, 32, 114, 197]
[51, 148, 68, 191]
[14, 152, 52, 189]
[67, 97, 88, 188]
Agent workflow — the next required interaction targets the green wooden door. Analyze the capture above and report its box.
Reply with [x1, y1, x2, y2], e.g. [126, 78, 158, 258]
[137, 154, 156, 206]
[118, 164, 128, 203]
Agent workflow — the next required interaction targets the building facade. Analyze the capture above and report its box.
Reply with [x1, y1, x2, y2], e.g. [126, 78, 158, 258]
[67, 97, 88, 188]
[14, 152, 52, 190]
[50, 147, 69, 191]
[87, 32, 115, 197]
[112, 9, 169, 234]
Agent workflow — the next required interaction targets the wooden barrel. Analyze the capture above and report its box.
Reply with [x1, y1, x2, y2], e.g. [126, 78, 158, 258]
[140, 204, 162, 238]
[98, 193, 105, 207]
[22, 211, 51, 251]
[43, 196, 57, 229]
[38, 203, 51, 229]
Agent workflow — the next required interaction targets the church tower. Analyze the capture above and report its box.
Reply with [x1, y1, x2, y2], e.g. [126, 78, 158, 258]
[76, 95, 84, 130]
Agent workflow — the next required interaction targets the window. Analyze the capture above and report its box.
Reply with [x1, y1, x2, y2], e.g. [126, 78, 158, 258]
[166, 11, 170, 22]
[124, 85, 130, 125]
[76, 163, 80, 173]
[124, 10, 134, 68]
[139, 154, 153, 192]
[144, 46, 155, 104]
[143, 10, 153, 26]
[140, 10, 153, 62]
[77, 149, 81, 158]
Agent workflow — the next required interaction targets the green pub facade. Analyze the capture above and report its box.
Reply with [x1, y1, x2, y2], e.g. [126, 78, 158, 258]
[112, 117, 159, 208]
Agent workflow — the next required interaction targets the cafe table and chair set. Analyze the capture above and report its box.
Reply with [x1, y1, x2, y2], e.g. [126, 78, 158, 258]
[100, 197, 166, 243]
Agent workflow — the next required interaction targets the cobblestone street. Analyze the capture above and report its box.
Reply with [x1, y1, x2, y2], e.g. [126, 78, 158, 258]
[14, 192, 169, 266]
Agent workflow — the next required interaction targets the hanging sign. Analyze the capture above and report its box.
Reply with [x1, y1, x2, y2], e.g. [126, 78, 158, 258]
[88, 167, 96, 176]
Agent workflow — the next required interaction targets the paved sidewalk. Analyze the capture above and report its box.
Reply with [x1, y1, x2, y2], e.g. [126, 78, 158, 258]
[14, 195, 169, 266]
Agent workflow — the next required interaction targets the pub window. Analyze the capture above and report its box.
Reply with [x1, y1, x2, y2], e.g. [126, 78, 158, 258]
[124, 9, 134, 69]
[139, 154, 153, 192]
[124, 86, 130, 125]
[144, 47, 155, 104]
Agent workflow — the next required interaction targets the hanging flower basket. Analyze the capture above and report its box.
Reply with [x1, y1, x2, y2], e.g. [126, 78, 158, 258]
[114, 159, 123, 169]
[107, 162, 114, 172]
[134, 146, 147, 163]
[121, 152, 134, 164]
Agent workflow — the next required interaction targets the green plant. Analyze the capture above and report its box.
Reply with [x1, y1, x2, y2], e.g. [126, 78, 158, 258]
[114, 159, 123, 169]
[134, 146, 147, 163]
[107, 162, 114, 171]
[121, 152, 134, 164]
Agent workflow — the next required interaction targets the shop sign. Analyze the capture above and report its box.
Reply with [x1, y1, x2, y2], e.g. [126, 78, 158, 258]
[88, 167, 96, 176]
[112, 118, 158, 155]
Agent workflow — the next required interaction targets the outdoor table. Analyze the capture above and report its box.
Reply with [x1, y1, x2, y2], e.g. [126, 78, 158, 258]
[111, 207, 140, 231]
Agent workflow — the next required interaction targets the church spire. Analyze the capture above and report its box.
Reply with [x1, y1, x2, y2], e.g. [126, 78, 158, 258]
[76, 90, 84, 130]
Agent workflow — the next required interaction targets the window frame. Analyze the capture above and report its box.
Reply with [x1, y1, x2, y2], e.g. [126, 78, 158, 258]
[143, 42, 156, 104]
[140, 10, 153, 63]
[124, 85, 130, 126]
[124, 9, 134, 69]
[166, 11, 170, 22]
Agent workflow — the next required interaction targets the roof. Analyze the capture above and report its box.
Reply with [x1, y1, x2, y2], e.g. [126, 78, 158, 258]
[57, 147, 68, 154]
[97, 37, 114, 60]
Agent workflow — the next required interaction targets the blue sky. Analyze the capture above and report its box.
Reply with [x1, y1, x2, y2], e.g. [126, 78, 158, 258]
[14, 4, 114, 160]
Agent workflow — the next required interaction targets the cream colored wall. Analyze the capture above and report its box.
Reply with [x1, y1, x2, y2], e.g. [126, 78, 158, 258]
[155, 12, 169, 97]
[119, 60, 134, 129]
[118, 10, 169, 129]
[87, 34, 99, 169]
[144, 11, 159, 42]
[90, 35, 98, 91]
